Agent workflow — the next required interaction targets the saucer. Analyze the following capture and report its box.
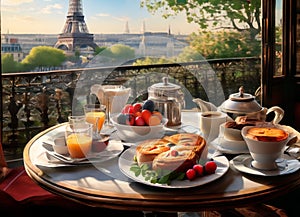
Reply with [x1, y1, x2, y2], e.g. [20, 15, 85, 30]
[230, 154, 300, 176]
[210, 137, 249, 154]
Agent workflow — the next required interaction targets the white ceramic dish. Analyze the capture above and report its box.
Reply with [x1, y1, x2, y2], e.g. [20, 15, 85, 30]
[219, 123, 244, 141]
[43, 139, 124, 164]
[111, 115, 168, 142]
[52, 137, 69, 155]
[210, 137, 249, 154]
[230, 154, 300, 176]
[241, 126, 290, 170]
[118, 147, 229, 188]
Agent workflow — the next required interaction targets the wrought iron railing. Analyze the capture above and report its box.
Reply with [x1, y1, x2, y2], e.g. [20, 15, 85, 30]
[2, 57, 261, 158]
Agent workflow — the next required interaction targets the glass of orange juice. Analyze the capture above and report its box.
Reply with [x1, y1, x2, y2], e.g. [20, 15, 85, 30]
[84, 104, 106, 138]
[65, 123, 93, 159]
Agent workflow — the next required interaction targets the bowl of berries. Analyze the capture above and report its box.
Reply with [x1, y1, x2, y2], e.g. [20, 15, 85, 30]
[111, 100, 168, 142]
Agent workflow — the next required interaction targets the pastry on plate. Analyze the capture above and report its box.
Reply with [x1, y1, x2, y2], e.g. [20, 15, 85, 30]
[163, 133, 207, 158]
[152, 146, 198, 173]
[135, 138, 170, 166]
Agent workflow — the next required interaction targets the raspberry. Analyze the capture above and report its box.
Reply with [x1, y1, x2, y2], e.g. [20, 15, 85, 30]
[193, 164, 204, 176]
[170, 150, 178, 157]
[204, 161, 217, 174]
[186, 169, 196, 180]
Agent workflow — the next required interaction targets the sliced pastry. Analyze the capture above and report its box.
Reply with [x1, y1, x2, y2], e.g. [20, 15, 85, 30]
[135, 138, 170, 166]
[152, 147, 198, 173]
[163, 133, 207, 158]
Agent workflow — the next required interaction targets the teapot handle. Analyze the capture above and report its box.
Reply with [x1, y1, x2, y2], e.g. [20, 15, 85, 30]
[266, 106, 284, 124]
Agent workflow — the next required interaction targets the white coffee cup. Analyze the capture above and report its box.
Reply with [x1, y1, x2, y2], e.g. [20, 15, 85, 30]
[200, 111, 227, 143]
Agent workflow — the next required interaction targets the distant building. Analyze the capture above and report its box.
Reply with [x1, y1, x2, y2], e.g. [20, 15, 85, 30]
[1, 35, 26, 62]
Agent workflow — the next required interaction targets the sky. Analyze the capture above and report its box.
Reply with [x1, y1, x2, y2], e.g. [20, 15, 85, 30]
[1, 0, 200, 35]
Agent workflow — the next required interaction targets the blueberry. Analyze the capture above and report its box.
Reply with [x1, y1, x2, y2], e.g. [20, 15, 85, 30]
[142, 100, 155, 112]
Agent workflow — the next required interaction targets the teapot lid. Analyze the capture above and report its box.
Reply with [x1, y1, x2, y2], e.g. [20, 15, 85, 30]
[148, 77, 183, 99]
[221, 86, 262, 114]
[149, 77, 181, 91]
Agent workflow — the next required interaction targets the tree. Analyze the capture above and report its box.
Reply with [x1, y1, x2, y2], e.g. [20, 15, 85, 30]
[98, 44, 135, 61]
[140, 0, 261, 40]
[109, 44, 135, 60]
[177, 30, 261, 61]
[21, 46, 66, 70]
[94, 46, 107, 56]
[1, 54, 20, 73]
[133, 56, 173, 65]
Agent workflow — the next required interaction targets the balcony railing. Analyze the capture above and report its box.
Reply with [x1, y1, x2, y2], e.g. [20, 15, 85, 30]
[2, 57, 261, 159]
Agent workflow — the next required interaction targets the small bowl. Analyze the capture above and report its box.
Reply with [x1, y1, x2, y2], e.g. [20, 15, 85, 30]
[111, 116, 168, 142]
[219, 123, 244, 141]
[92, 135, 110, 152]
[52, 137, 69, 155]
[241, 126, 290, 170]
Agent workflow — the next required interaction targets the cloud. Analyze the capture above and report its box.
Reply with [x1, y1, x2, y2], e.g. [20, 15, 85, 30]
[96, 13, 110, 17]
[2, 0, 33, 6]
[95, 13, 129, 22]
[40, 3, 63, 14]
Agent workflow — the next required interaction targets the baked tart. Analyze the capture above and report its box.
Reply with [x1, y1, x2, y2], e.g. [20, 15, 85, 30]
[135, 138, 170, 166]
[152, 147, 198, 173]
[163, 133, 206, 158]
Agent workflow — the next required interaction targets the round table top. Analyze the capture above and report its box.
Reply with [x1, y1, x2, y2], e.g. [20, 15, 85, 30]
[23, 111, 300, 212]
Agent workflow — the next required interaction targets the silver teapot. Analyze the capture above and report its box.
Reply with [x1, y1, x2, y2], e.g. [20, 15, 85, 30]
[194, 86, 284, 124]
[219, 86, 284, 124]
[148, 77, 185, 127]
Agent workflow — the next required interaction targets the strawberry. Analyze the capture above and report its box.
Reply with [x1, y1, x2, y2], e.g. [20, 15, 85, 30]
[122, 104, 134, 114]
[133, 103, 143, 113]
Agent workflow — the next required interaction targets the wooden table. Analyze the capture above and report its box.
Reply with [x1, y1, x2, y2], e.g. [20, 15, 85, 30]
[23, 111, 300, 213]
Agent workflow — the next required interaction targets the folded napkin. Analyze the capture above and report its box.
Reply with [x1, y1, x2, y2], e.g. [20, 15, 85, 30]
[280, 125, 300, 159]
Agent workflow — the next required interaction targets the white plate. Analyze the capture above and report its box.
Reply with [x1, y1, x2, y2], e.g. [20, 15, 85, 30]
[230, 154, 300, 176]
[42, 139, 124, 165]
[118, 147, 229, 188]
[210, 137, 249, 154]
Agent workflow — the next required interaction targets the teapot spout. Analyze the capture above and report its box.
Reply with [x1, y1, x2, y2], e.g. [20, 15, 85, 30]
[193, 98, 218, 112]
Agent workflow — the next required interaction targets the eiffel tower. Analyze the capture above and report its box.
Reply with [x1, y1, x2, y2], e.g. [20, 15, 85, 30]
[54, 0, 98, 53]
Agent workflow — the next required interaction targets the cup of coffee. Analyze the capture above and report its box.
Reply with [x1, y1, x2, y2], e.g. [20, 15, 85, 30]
[200, 111, 227, 143]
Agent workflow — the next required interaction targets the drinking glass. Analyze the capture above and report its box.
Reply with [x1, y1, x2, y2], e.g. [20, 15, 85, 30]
[84, 104, 106, 138]
[68, 115, 86, 125]
[65, 122, 93, 159]
[90, 85, 131, 127]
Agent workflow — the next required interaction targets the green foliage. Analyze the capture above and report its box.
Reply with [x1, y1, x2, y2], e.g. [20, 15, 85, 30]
[130, 162, 185, 185]
[133, 56, 173, 65]
[141, 0, 261, 40]
[1, 54, 20, 73]
[98, 44, 135, 60]
[21, 46, 66, 70]
[177, 30, 261, 60]
[94, 46, 107, 55]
